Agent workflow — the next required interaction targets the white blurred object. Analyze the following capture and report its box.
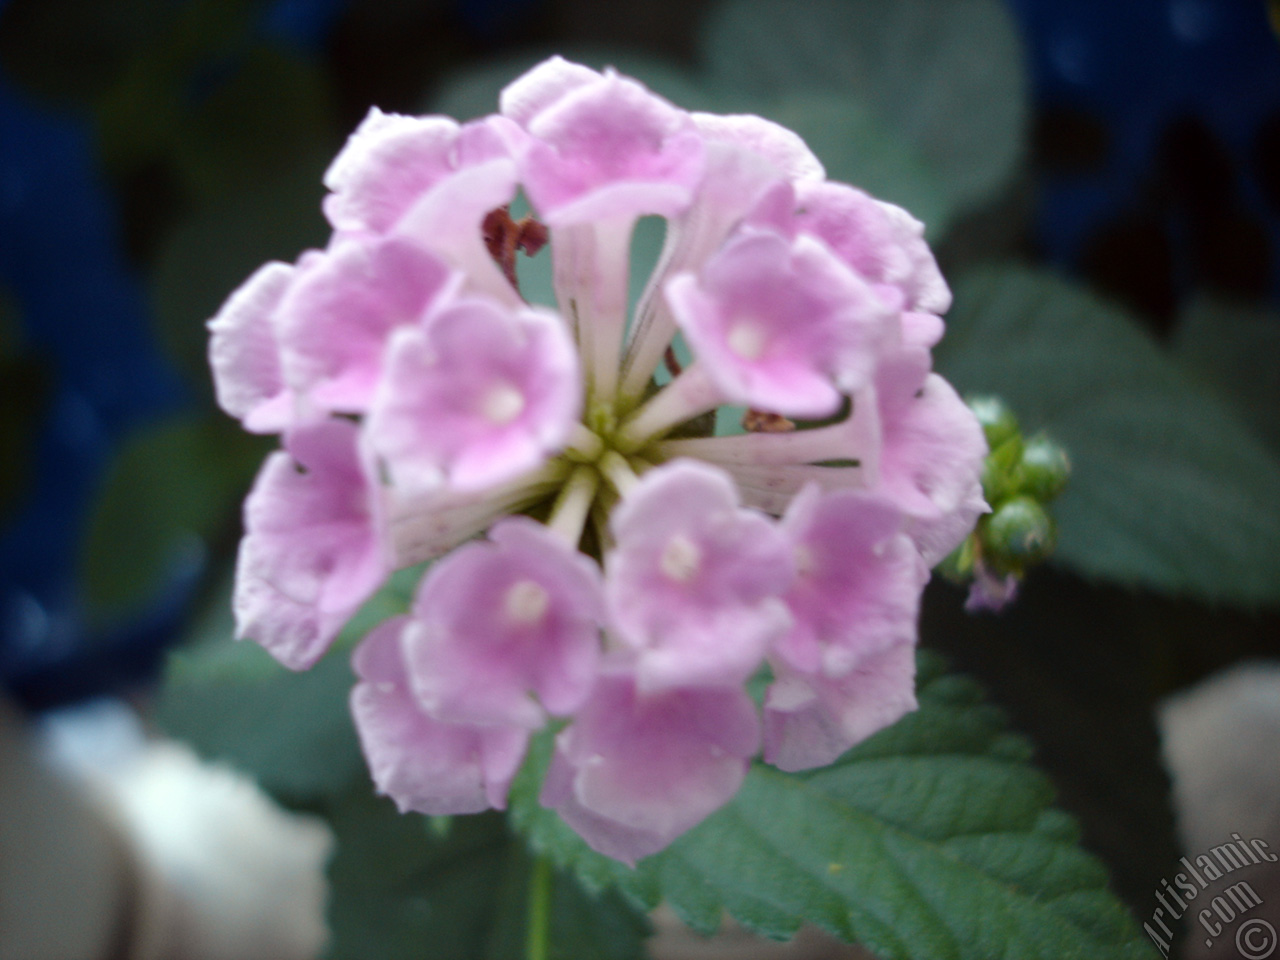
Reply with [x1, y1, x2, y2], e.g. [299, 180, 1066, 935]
[101, 740, 334, 960]
[1159, 661, 1280, 960]
[1160, 660, 1280, 854]
[0, 697, 333, 960]
[0, 699, 128, 960]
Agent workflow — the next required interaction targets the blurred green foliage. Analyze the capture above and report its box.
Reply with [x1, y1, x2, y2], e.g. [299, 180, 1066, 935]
[1172, 296, 1280, 455]
[79, 413, 268, 624]
[940, 267, 1280, 606]
[326, 795, 649, 960]
[701, 0, 1026, 234]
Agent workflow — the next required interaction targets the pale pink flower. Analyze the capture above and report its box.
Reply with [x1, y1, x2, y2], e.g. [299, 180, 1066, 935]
[207, 261, 295, 434]
[350, 618, 529, 815]
[749, 179, 951, 315]
[366, 296, 580, 494]
[400, 517, 605, 729]
[233, 420, 385, 670]
[606, 460, 793, 692]
[618, 113, 823, 402]
[276, 235, 459, 415]
[541, 664, 760, 864]
[667, 230, 894, 418]
[754, 487, 927, 772]
[501, 57, 705, 225]
[870, 365, 991, 566]
[210, 55, 989, 862]
[773, 486, 927, 678]
[764, 639, 918, 773]
[323, 108, 515, 236]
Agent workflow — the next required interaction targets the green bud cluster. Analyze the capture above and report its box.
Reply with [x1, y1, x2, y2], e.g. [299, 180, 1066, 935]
[942, 396, 1070, 592]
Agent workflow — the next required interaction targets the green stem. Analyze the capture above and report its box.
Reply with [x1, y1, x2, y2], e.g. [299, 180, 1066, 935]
[614, 362, 722, 453]
[526, 855, 553, 960]
[598, 449, 639, 497]
[545, 464, 599, 547]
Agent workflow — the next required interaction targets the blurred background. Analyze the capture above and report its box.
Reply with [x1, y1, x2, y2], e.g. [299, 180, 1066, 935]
[0, 1, 1278, 958]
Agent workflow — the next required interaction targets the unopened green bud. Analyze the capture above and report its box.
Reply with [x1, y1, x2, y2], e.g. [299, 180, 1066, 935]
[981, 434, 1024, 504]
[967, 395, 1019, 450]
[1014, 433, 1070, 502]
[983, 496, 1055, 570]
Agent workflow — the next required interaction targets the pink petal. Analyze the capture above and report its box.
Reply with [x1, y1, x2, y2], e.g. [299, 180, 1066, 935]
[541, 665, 759, 864]
[790, 181, 951, 315]
[323, 110, 514, 235]
[323, 110, 461, 234]
[619, 144, 802, 401]
[902, 310, 945, 350]
[764, 640, 917, 773]
[775, 487, 927, 676]
[691, 112, 825, 183]
[877, 373, 989, 565]
[207, 261, 295, 433]
[276, 235, 459, 414]
[670, 231, 894, 417]
[351, 619, 529, 814]
[606, 460, 794, 692]
[400, 517, 604, 729]
[367, 298, 580, 495]
[233, 420, 386, 670]
[514, 68, 705, 223]
[393, 157, 523, 306]
[499, 56, 602, 127]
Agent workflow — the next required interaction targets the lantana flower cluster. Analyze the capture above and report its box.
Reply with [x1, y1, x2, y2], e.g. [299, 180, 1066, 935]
[208, 56, 988, 864]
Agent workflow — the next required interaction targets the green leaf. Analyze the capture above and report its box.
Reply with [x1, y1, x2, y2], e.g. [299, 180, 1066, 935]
[701, 0, 1027, 226]
[78, 412, 267, 623]
[93, 0, 261, 172]
[149, 163, 330, 395]
[325, 788, 649, 960]
[154, 565, 423, 801]
[937, 266, 1280, 606]
[168, 46, 337, 202]
[509, 652, 1155, 960]
[1172, 295, 1280, 455]
[762, 94, 949, 235]
[87, 0, 337, 199]
[155, 629, 364, 802]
